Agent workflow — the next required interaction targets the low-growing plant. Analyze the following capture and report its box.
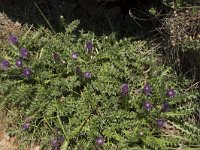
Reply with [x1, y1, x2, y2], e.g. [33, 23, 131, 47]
[0, 21, 199, 149]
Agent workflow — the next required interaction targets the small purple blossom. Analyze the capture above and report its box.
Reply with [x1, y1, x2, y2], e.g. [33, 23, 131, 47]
[144, 101, 152, 111]
[22, 123, 30, 130]
[72, 52, 79, 59]
[121, 83, 129, 96]
[143, 84, 152, 95]
[84, 71, 91, 79]
[20, 48, 28, 58]
[23, 68, 31, 77]
[51, 136, 64, 150]
[166, 89, 176, 98]
[162, 102, 170, 111]
[95, 137, 104, 147]
[51, 138, 59, 150]
[85, 41, 93, 52]
[15, 59, 23, 67]
[156, 119, 166, 128]
[8, 35, 18, 44]
[1, 60, 10, 69]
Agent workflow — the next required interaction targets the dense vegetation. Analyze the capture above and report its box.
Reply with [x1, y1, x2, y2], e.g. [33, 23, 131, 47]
[0, 19, 199, 149]
[0, 0, 199, 149]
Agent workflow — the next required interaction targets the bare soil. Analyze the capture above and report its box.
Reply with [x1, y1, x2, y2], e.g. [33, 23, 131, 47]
[0, 113, 18, 150]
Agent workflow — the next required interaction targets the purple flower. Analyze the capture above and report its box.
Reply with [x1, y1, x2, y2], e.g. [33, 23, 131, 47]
[51, 138, 59, 150]
[144, 101, 152, 111]
[23, 68, 31, 77]
[20, 48, 28, 58]
[15, 59, 23, 67]
[22, 123, 30, 130]
[166, 89, 176, 98]
[85, 41, 93, 52]
[51, 136, 64, 150]
[8, 35, 18, 44]
[1, 60, 10, 69]
[95, 137, 104, 147]
[143, 84, 152, 95]
[162, 101, 170, 111]
[121, 83, 129, 96]
[72, 52, 78, 59]
[156, 119, 166, 128]
[84, 71, 91, 79]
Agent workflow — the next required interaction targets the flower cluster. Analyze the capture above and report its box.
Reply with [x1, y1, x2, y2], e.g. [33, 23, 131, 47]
[2, 25, 196, 149]
[142, 84, 176, 128]
[1, 35, 31, 77]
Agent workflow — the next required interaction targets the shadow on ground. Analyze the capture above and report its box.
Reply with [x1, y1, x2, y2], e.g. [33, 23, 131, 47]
[0, 0, 166, 39]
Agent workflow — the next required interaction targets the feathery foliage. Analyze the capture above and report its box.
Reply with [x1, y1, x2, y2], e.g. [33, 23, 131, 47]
[0, 21, 199, 149]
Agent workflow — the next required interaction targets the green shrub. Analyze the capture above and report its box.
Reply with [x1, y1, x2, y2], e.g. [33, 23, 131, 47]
[0, 21, 199, 149]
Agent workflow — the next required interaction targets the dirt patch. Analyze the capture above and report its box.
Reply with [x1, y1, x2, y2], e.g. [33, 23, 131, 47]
[0, 113, 18, 150]
[0, 12, 23, 41]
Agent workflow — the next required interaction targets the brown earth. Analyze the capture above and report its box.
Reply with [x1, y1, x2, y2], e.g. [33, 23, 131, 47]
[0, 112, 18, 150]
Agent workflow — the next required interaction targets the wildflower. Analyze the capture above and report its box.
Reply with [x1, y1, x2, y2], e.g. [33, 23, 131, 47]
[166, 89, 176, 98]
[20, 48, 28, 58]
[121, 83, 129, 96]
[143, 84, 152, 95]
[162, 101, 170, 111]
[22, 123, 30, 130]
[23, 68, 31, 77]
[84, 71, 91, 79]
[156, 119, 165, 128]
[72, 52, 78, 59]
[51, 136, 64, 150]
[1, 60, 10, 69]
[15, 59, 22, 67]
[95, 137, 104, 147]
[85, 41, 93, 52]
[144, 101, 152, 111]
[8, 35, 18, 44]
[51, 137, 59, 150]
